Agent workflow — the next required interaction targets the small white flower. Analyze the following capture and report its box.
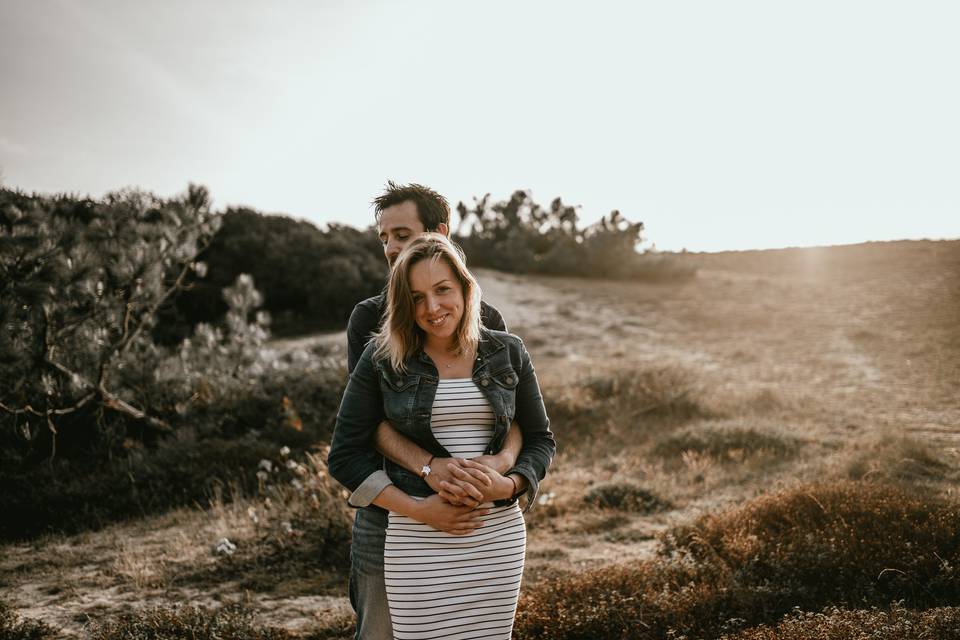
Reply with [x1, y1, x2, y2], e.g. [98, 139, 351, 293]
[214, 537, 237, 555]
[281, 521, 293, 534]
[280, 446, 291, 457]
[286, 459, 299, 470]
[291, 479, 304, 491]
[256, 470, 269, 482]
[258, 459, 273, 473]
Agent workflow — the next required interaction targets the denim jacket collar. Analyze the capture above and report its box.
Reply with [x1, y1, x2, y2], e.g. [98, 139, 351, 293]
[411, 327, 506, 369]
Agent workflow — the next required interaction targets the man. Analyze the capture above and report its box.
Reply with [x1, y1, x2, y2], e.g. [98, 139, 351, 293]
[344, 182, 525, 639]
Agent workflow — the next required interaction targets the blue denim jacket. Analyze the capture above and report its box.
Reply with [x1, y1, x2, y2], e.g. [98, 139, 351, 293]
[328, 328, 555, 510]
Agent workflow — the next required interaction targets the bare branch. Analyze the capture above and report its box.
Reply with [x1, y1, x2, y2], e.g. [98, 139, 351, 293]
[101, 393, 172, 433]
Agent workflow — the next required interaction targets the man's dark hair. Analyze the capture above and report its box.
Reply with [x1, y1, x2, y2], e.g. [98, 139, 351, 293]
[373, 181, 450, 231]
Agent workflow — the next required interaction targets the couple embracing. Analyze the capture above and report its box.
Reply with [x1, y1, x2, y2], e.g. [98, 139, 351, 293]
[327, 182, 556, 639]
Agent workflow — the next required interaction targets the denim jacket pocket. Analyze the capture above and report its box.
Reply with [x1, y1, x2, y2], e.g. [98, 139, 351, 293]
[490, 366, 519, 416]
[380, 371, 419, 426]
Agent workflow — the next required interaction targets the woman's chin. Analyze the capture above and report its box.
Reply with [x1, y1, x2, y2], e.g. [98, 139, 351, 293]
[418, 323, 455, 341]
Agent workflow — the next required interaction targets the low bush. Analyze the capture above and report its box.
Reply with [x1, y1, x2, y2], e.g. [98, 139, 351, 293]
[583, 482, 671, 514]
[847, 435, 952, 484]
[0, 601, 55, 640]
[722, 605, 960, 640]
[546, 367, 707, 452]
[0, 437, 279, 539]
[90, 606, 291, 640]
[663, 481, 960, 608]
[515, 481, 960, 639]
[654, 425, 800, 462]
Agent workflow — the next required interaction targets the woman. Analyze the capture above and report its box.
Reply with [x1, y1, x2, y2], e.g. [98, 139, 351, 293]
[328, 233, 555, 639]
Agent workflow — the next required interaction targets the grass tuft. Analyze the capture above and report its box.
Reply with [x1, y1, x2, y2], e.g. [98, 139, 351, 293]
[654, 425, 800, 462]
[583, 482, 671, 514]
[90, 606, 290, 640]
[847, 435, 953, 484]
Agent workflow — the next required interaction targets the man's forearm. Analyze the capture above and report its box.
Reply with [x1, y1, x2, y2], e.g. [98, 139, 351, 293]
[375, 420, 432, 473]
[495, 421, 523, 473]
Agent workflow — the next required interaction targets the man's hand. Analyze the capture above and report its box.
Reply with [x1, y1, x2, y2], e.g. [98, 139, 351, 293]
[410, 494, 489, 535]
[472, 452, 514, 475]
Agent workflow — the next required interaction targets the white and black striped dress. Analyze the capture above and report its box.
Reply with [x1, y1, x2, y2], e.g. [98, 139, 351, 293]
[384, 379, 526, 640]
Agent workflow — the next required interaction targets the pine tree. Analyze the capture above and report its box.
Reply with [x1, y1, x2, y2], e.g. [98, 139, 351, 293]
[0, 184, 220, 462]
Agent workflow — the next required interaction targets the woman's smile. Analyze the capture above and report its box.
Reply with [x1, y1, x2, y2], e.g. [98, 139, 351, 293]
[409, 258, 464, 345]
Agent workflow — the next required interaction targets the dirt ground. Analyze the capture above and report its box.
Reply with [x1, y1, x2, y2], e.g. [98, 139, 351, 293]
[2, 239, 958, 637]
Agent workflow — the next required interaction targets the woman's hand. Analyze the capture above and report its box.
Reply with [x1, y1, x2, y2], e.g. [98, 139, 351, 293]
[440, 459, 517, 504]
[410, 494, 489, 535]
[425, 457, 491, 506]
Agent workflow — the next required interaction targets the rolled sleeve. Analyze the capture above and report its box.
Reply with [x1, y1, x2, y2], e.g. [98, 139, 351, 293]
[347, 470, 394, 507]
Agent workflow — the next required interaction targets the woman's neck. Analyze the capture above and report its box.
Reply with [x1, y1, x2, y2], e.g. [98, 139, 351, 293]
[424, 335, 455, 354]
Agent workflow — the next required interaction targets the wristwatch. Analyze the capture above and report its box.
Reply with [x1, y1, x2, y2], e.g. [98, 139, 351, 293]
[420, 455, 435, 479]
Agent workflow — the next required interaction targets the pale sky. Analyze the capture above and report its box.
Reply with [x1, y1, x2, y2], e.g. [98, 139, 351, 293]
[2, 1, 958, 252]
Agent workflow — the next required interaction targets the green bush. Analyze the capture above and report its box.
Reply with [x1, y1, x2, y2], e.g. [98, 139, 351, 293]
[456, 190, 696, 281]
[0, 437, 278, 539]
[722, 605, 960, 640]
[515, 481, 960, 640]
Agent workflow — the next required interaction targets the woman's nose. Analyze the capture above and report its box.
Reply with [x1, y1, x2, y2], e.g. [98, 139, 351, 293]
[425, 295, 441, 313]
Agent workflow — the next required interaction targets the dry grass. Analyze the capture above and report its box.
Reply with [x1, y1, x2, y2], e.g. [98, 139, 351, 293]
[0, 600, 55, 640]
[722, 605, 960, 640]
[515, 481, 960, 640]
[583, 482, 671, 514]
[4, 241, 960, 637]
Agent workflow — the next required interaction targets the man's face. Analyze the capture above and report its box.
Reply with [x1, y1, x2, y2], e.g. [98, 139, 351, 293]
[378, 200, 426, 267]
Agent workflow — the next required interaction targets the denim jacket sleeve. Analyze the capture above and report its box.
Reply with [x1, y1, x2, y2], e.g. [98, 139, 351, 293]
[327, 343, 389, 501]
[504, 337, 556, 510]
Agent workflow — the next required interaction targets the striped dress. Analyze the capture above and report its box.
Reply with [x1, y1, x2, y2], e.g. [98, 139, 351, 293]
[384, 379, 526, 640]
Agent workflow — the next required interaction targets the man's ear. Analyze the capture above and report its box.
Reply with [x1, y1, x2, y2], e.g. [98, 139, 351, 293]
[437, 222, 450, 237]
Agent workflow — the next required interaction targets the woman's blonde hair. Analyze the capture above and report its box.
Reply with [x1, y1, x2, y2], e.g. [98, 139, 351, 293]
[374, 233, 482, 373]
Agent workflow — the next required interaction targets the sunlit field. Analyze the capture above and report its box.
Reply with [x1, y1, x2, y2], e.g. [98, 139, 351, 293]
[3, 237, 959, 639]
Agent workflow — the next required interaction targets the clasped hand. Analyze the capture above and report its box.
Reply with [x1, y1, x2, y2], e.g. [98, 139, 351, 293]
[424, 457, 514, 507]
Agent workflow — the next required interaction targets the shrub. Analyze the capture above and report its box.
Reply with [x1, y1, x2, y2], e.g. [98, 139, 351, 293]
[546, 367, 707, 452]
[515, 481, 960, 640]
[0, 437, 279, 539]
[583, 482, 671, 514]
[654, 425, 800, 462]
[662, 481, 960, 608]
[0, 601, 55, 640]
[157, 208, 385, 342]
[90, 605, 290, 640]
[455, 190, 696, 281]
[847, 435, 952, 484]
[722, 605, 960, 640]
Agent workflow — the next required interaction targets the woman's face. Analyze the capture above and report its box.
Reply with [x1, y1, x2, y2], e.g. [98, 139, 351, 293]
[408, 256, 464, 343]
